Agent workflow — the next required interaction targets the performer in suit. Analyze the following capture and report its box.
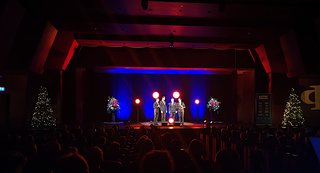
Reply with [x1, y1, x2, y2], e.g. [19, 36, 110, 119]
[168, 98, 176, 120]
[153, 98, 160, 125]
[159, 96, 167, 123]
[177, 98, 186, 125]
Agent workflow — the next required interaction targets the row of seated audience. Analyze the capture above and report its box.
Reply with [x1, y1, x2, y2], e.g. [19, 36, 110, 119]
[1, 123, 319, 173]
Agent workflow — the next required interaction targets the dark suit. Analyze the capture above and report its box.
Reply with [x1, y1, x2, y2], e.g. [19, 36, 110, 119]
[159, 100, 167, 122]
[169, 102, 177, 120]
[177, 102, 186, 124]
[153, 101, 160, 125]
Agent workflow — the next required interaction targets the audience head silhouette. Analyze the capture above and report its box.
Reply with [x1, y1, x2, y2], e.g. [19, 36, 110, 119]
[54, 153, 89, 173]
[139, 150, 174, 173]
[215, 148, 240, 173]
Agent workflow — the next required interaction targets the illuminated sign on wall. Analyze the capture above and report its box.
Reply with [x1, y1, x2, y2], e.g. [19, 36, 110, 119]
[301, 85, 320, 110]
[255, 93, 272, 125]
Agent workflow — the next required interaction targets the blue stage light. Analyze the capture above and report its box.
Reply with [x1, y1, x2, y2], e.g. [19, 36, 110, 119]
[98, 66, 224, 75]
[102, 67, 216, 121]
[112, 77, 132, 121]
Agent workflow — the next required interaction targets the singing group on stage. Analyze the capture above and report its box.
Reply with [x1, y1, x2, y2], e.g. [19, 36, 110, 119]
[153, 96, 186, 126]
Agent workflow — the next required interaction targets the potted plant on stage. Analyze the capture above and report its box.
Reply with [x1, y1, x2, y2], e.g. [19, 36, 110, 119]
[107, 96, 120, 122]
[207, 97, 221, 123]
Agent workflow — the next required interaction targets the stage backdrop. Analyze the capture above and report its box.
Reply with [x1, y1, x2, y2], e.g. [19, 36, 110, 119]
[84, 70, 235, 123]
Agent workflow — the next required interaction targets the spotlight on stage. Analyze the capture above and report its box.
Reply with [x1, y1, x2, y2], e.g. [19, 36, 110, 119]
[152, 92, 159, 99]
[135, 98, 141, 122]
[195, 99, 200, 104]
[135, 98, 141, 104]
[173, 91, 180, 99]
[168, 117, 174, 124]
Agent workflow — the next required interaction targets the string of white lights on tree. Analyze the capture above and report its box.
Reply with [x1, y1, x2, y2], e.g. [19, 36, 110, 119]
[281, 88, 305, 128]
[31, 86, 56, 128]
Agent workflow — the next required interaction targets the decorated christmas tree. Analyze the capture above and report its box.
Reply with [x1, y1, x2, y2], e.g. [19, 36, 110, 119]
[281, 88, 304, 128]
[31, 86, 56, 128]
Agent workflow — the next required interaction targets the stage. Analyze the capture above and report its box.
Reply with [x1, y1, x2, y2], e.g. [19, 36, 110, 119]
[97, 121, 225, 130]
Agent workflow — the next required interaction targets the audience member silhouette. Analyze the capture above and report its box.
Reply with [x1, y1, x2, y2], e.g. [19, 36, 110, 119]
[86, 146, 104, 173]
[215, 148, 241, 173]
[188, 139, 212, 173]
[53, 153, 89, 173]
[139, 150, 174, 173]
[6, 151, 27, 173]
[0, 123, 315, 173]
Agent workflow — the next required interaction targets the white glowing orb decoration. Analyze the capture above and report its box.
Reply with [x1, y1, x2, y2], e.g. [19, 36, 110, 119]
[168, 118, 175, 124]
[152, 92, 159, 99]
[173, 91, 180, 99]
[195, 99, 200, 104]
[135, 99, 141, 104]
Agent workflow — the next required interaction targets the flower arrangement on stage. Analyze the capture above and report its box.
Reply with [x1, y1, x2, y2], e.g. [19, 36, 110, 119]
[207, 97, 221, 112]
[107, 96, 120, 114]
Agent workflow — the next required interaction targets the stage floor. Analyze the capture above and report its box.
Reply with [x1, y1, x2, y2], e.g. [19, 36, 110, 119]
[99, 121, 225, 130]
[134, 121, 205, 129]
